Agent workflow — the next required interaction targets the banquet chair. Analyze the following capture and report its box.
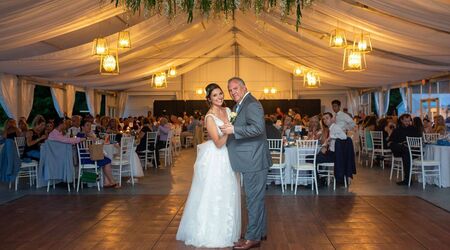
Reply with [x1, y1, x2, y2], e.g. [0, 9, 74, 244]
[185, 135, 193, 148]
[159, 130, 173, 167]
[109, 133, 117, 143]
[76, 139, 101, 192]
[316, 162, 347, 190]
[173, 127, 182, 155]
[370, 131, 392, 169]
[423, 133, 439, 144]
[292, 140, 318, 195]
[406, 137, 441, 189]
[358, 129, 370, 166]
[137, 132, 158, 170]
[12, 137, 38, 191]
[111, 137, 134, 187]
[390, 157, 404, 181]
[267, 139, 287, 193]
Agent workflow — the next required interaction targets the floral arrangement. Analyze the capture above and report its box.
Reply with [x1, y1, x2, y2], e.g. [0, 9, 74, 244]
[111, 0, 315, 31]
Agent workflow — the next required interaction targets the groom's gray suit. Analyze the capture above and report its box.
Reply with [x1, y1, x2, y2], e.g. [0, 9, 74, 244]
[226, 93, 272, 241]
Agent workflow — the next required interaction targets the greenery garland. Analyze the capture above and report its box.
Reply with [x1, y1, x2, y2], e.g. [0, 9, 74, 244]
[112, 0, 314, 31]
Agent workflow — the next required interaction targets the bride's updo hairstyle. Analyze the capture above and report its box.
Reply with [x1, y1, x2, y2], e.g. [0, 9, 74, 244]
[205, 83, 226, 107]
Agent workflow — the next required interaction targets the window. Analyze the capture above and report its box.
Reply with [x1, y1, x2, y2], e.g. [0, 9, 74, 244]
[28, 85, 58, 123]
[0, 105, 7, 129]
[108, 106, 116, 118]
[411, 80, 449, 119]
[72, 91, 89, 116]
[387, 88, 401, 116]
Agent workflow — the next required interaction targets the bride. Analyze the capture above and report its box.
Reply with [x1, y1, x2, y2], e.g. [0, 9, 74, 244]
[176, 83, 241, 248]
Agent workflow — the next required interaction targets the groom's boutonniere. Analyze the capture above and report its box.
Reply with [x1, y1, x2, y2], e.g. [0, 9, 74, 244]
[229, 112, 237, 124]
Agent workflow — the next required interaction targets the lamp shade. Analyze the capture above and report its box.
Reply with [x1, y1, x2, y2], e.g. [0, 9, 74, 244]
[151, 72, 167, 88]
[99, 50, 119, 75]
[303, 71, 320, 88]
[92, 38, 108, 56]
[329, 29, 347, 48]
[353, 32, 372, 53]
[117, 31, 131, 49]
[343, 48, 367, 72]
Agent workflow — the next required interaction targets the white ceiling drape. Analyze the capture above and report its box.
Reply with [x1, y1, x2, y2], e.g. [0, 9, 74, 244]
[0, 0, 448, 90]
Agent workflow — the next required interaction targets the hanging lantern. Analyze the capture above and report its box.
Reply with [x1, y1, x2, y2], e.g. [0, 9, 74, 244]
[303, 71, 320, 88]
[99, 50, 119, 75]
[168, 66, 177, 77]
[270, 87, 277, 94]
[343, 48, 367, 72]
[293, 66, 305, 76]
[92, 38, 108, 56]
[263, 88, 269, 94]
[353, 32, 372, 53]
[196, 88, 203, 95]
[329, 29, 347, 48]
[151, 72, 167, 88]
[117, 31, 131, 49]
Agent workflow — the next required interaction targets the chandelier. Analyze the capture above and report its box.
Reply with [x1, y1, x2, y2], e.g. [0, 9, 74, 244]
[92, 38, 108, 56]
[293, 66, 305, 76]
[168, 66, 177, 77]
[151, 72, 167, 88]
[117, 31, 131, 49]
[329, 28, 347, 48]
[303, 71, 320, 88]
[99, 50, 119, 75]
[343, 48, 367, 72]
[353, 32, 372, 53]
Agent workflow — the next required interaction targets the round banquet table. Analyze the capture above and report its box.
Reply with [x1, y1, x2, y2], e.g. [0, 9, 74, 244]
[424, 144, 450, 188]
[103, 144, 144, 178]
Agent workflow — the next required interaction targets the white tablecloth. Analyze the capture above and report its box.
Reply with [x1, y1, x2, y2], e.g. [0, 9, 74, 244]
[103, 144, 144, 177]
[282, 147, 313, 185]
[424, 145, 450, 187]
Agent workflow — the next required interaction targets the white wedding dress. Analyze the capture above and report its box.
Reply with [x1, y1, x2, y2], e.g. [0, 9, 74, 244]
[176, 110, 241, 248]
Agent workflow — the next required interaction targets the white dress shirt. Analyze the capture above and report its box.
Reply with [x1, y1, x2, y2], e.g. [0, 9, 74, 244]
[335, 111, 355, 131]
[329, 123, 347, 152]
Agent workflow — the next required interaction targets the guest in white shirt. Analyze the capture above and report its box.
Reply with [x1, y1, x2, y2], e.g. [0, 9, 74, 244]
[68, 115, 81, 137]
[332, 100, 355, 132]
[316, 112, 347, 164]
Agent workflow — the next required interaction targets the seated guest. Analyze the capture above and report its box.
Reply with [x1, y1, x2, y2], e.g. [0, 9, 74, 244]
[332, 100, 355, 132]
[73, 119, 118, 188]
[181, 115, 199, 146]
[433, 115, 446, 135]
[307, 116, 322, 140]
[44, 121, 54, 137]
[316, 112, 347, 164]
[48, 117, 84, 144]
[282, 116, 294, 138]
[388, 114, 420, 185]
[3, 118, 21, 139]
[18, 117, 29, 137]
[423, 118, 433, 133]
[156, 117, 172, 167]
[24, 116, 47, 160]
[68, 115, 81, 137]
[265, 118, 281, 139]
[376, 118, 389, 149]
[412, 117, 424, 138]
[136, 118, 154, 152]
[106, 118, 121, 134]
[364, 115, 377, 150]
[95, 116, 110, 134]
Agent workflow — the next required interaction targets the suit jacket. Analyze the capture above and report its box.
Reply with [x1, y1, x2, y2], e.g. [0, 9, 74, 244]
[226, 93, 272, 173]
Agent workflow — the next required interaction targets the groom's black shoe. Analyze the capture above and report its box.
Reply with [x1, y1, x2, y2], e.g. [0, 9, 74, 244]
[233, 240, 261, 250]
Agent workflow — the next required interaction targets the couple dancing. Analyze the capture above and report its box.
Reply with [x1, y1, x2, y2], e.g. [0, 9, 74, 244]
[176, 77, 272, 249]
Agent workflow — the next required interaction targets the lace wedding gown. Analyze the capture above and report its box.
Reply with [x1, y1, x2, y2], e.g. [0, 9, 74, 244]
[176, 110, 241, 248]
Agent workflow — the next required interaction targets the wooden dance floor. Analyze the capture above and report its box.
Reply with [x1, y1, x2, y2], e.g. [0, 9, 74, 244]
[0, 195, 449, 249]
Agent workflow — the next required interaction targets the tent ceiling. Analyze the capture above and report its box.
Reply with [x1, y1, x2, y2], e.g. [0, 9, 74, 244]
[0, 0, 448, 90]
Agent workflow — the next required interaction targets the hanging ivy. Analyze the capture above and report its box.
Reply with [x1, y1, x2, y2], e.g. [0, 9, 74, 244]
[112, 0, 314, 30]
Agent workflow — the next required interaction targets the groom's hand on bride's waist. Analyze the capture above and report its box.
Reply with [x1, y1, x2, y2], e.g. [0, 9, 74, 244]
[220, 124, 234, 135]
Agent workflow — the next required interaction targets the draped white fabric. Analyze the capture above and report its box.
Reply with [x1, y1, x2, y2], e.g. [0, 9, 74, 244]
[117, 92, 128, 118]
[66, 85, 76, 117]
[51, 86, 65, 117]
[398, 87, 410, 114]
[85, 88, 96, 116]
[0, 73, 18, 119]
[0, 0, 448, 90]
[95, 92, 102, 116]
[374, 89, 390, 117]
[346, 90, 360, 116]
[18, 79, 35, 119]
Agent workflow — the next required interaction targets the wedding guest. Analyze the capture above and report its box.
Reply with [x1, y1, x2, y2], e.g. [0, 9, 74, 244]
[265, 118, 281, 139]
[293, 114, 303, 126]
[155, 117, 171, 167]
[412, 117, 424, 138]
[423, 118, 433, 133]
[24, 116, 47, 160]
[388, 114, 419, 185]
[44, 121, 54, 137]
[276, 107, 284, 118]
[75, 119, 118, 188]
[48, 117, 84, 144]
[18, 117, 29, 137]
[376, 118, 389, 149]
[332, 100, 355, 131]
[282, 116, 293, 138]
[106, 118, 121, 134]
[433, 115, 446, 135]
[3, 118, 21, 139]
[181, 115, 199, 146]
[307, 116, 322, 140]
[316, 112, 347, 164]
[68, 115, 81, 137]
[136, 118, 154, 152]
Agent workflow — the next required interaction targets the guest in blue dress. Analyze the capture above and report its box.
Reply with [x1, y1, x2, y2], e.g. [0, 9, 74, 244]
[77, 119, 118, 188]
[2, 118, 21, 139]
[24, 116, 47, 160]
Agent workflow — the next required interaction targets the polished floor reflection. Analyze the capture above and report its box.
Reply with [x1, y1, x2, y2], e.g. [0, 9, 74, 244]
[0, 195, 449, 249]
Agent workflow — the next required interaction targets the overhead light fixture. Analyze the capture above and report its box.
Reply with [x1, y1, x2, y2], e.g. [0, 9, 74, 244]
[303, 71, 320, 88]
[99, 50, 119, 75]
[343, 48, 367, 72]
[293, 66, 305, 76]
[151, 72, 167, 88]
[117, 31, 131, 49]
[270, 87, 277, 94]
[196, 88, 203, 95]
[168, 66, 177, 77]
[92, 38, 108, 56]
[263, 88, 269, 94]
[353, 32, 372, 53]
[329, 28, 347, 48]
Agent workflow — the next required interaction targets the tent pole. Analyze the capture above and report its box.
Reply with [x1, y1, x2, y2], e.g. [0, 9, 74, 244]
[234, 42, 239, 77]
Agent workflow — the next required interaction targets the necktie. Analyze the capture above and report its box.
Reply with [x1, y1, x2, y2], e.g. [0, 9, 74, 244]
[236, 104, 241, 113]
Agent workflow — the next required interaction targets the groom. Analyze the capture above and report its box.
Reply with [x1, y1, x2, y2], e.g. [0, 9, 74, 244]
[220, 77, 272, 250]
